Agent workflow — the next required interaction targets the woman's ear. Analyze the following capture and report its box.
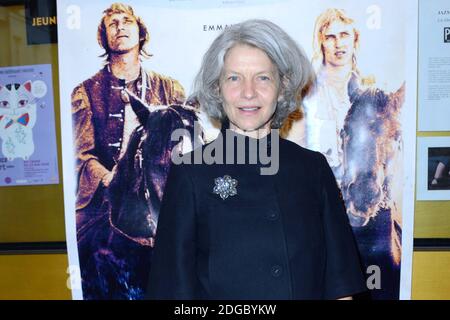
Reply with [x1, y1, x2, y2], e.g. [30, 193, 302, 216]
[277, 75, 289, 102]
[277, 93, 284, 103]
[214, 82, 223, 102]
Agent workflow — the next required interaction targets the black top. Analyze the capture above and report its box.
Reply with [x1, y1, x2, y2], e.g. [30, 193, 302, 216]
[147, 129, 366, 300]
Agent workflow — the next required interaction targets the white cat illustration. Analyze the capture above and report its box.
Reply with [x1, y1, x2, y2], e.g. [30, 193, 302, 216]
[0, 81, 37, 161]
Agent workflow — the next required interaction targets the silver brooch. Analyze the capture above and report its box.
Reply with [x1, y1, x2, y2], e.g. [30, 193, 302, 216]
[213, 175, 238, 200]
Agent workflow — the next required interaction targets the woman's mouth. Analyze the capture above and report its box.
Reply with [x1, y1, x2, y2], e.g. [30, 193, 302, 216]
[238, 106, 261, 112]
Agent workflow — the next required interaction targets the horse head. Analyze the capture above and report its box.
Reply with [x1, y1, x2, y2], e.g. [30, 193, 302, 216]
[107, 93, 200, 246]
[341, 82, 404, 227]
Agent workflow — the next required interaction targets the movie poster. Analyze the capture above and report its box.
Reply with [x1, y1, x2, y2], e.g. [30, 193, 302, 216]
[0, 64, 59, 186]
[57, 0, 417, 300]
[418, 0, 450, 131]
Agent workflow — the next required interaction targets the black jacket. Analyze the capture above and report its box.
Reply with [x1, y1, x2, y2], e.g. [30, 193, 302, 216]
[147, 130, 366, 299]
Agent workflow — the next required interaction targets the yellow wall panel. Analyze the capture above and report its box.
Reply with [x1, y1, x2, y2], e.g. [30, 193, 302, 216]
[0, 6, 66, 242]
[0, 254, 71, 300]
[414, 202, 450, 238]
[3, 238, 448, 299]
[0, 251, 449, 300]
[411, 251, 450, 300]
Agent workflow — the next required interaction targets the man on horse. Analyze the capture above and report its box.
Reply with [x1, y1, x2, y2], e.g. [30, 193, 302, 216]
[286, 8, 404, 300]
[71, 3, 186, 299]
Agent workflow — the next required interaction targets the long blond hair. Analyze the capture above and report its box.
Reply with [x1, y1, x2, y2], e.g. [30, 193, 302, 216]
[312, 9, 359, 72]
[312, 8, 376, 87]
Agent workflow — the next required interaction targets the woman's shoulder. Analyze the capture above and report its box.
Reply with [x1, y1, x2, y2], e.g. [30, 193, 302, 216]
[169, 145, 212, 178]
[279, 138, 325, 164]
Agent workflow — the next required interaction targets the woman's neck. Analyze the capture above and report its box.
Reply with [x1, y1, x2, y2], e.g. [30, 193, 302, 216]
[228, 123, 271, 139]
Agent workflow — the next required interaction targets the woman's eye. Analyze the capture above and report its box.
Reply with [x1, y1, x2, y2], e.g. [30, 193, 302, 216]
[259, 75, 270, 81]
[228, 75, 239, 81]
[18, 100, 27, 107]
[1, 101, 9, 108]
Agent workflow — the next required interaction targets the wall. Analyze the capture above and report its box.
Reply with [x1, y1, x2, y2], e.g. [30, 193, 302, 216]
[0, 1, 448, 300]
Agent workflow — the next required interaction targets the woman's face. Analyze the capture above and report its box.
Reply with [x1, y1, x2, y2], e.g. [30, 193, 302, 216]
[220, 44, 280, 137]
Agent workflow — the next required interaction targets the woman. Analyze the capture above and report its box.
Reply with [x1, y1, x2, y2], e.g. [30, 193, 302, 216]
[146, 19, 366, 300]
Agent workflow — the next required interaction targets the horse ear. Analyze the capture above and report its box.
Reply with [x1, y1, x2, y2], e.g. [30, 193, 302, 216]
[347, 73, 361, 102]
[395, 82, 405, 105]
[128, 91, 150, 125]
[389, 82, 405, 113]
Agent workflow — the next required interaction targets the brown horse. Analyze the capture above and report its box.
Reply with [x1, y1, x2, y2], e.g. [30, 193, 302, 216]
[341, 80, 405, 271]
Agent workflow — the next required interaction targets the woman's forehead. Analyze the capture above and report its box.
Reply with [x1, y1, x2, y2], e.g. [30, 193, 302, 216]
[223, 45, 276, 71]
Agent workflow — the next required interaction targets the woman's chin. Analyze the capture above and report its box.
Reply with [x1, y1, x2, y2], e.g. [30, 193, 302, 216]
[230, 120, 268, 132]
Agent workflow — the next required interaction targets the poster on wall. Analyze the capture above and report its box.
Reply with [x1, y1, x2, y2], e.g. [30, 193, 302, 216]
[0, 64, 59, 187]
[25, 0, 58, 45]
[417, 136, 450, 200]
[57, 0, 417, 300]
[418, 0, 450, 131]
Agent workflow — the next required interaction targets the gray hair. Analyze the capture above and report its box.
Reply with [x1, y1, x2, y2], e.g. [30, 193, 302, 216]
[189, 19, 314, 128]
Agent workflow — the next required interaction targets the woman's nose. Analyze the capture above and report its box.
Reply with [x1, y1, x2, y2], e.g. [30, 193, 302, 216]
[242, 79, 256, 99]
